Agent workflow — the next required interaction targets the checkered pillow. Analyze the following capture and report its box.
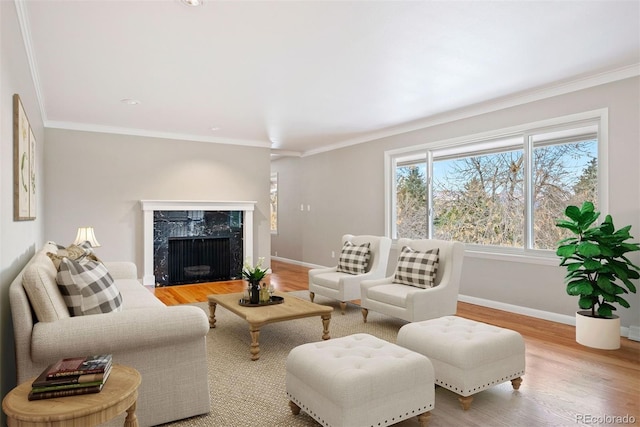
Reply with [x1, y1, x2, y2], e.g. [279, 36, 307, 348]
[57, 258, 123, 316]
[394, 246, 439, 288]
[336, 241, 371, 275]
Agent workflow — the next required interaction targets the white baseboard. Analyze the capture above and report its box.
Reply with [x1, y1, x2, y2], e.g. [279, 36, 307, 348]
[457, 294, 630, 338]
[271, 256, 326, 270]
[271, 258, 633, 338]
[628, 325, 640, 341]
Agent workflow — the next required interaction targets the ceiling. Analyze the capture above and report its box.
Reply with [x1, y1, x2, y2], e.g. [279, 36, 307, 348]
[17, 0, 640, 157]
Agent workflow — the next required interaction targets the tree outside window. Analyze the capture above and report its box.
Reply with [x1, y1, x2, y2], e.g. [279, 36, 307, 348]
[391, 119, 599, 253]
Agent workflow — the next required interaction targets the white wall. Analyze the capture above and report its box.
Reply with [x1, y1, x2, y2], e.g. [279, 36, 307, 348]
[44, 129, 272, 271]
[272, 76, 640, 330]
[0, 0, 46, 415]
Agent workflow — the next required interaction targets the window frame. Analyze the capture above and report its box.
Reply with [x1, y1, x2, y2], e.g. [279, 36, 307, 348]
[384, 109, 608, 265]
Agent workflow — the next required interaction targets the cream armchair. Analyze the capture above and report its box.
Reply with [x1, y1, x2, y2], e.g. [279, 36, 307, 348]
[360, 238, 464, 323]
[309, 234, 391, 314]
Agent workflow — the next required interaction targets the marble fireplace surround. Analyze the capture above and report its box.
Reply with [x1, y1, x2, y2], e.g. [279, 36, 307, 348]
[140, 200, 256, 286]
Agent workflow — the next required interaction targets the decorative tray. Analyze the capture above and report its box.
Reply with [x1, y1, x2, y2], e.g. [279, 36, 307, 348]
[238, 296, 284, 307]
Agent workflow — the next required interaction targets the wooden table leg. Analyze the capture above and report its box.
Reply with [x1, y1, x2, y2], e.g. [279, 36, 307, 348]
[289, 400, 301, 415]
[511, 377, 523, 390]
[208, 301, 217, 328]
[321, 314, 331, 340]
[249, 324, 261, 360]
[124, 399, 139, 427]
[458, 395, 473, 410]
[417, 411, 431, 426]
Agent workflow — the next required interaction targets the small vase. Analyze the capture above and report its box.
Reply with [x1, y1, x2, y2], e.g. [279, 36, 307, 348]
[259, 285, 270, 304]
[249, 281, 260, 304]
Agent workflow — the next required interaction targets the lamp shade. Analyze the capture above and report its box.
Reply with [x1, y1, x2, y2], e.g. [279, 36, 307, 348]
[73, 227, 101, 247]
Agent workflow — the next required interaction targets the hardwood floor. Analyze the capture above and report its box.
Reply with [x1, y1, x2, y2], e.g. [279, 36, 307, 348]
[153, 259, 640, 420]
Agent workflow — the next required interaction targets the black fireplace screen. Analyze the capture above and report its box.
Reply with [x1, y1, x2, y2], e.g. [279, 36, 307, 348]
[168, 237, 231, 285]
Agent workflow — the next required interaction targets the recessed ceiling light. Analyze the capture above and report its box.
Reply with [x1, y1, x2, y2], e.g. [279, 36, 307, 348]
[181, 0, 204, 6]
[120, 98, 140, 105]
[210, 126, 220, 131]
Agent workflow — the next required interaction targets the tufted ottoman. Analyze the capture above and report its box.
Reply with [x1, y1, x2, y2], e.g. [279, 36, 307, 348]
[286, 333, 435, 427]
[397, 316, 525, 411]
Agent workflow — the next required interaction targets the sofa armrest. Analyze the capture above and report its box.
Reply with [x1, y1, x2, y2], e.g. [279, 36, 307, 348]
[31, 305, 208, 363]
[360, 276, 394, 290]
[406, 281, 458, 313]
[339, 271, 382, 286]
[309, 266, 337, 278]
[103, 261, 137, 280]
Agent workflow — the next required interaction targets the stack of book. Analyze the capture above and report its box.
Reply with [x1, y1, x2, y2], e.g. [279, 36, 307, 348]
[28, 354, 113, 401]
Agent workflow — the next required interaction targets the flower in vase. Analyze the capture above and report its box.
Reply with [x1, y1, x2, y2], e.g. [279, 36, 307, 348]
[242, 257, 269, 283]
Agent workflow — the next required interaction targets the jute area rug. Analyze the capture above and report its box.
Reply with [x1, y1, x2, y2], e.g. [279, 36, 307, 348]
[158, 292, 547, 427]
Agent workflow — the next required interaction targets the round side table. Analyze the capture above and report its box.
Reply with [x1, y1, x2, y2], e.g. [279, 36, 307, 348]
[2, 364, 141, 427]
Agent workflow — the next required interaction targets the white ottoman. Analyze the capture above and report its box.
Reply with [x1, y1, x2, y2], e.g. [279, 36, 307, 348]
[397, 316, 525, 410]
[286, 333, 435, 427]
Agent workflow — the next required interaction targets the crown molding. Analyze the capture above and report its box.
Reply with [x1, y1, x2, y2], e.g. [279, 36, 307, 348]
[45, 121, 272, 148]
[302, 63, 640, 157]
[15, 0, 47, 124]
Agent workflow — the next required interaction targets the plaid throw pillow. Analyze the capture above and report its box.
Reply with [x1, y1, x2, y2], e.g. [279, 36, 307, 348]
[394, 246, 439, 288]
[57, 258, 123, 316]
[336, 241, 371, 275]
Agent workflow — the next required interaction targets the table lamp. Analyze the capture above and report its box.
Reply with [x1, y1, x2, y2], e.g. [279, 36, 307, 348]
[73, 226, 101, 247]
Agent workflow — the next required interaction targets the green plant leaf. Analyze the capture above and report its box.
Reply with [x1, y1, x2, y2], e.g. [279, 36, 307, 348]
[578, 211, 600, 230]
[608, 261, 628, 280]
[597, 244, 615, 257]
[621, 277, 637, 293]
[620, 242, 640, 253]
[583, 258, 602, 271]
[615, 296, 630, 309]
[564, 205, 582, 222]
[556, 245, 577, 257]
[597, 304, 614, 317]
[599, 215, 614, 234]
[577, 242, 600, 257]
[567, 280, 593, 296]
[578, 296, 595, 310]
[555, 220, 580, 234]
[613, 224, 632, 238]
[596, 275, 617, 294]
[566, 262, 582, 272]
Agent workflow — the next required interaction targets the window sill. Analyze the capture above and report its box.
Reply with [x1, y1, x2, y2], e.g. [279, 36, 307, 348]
[463, 248, 560, 266]
[390, 241, 559, 266]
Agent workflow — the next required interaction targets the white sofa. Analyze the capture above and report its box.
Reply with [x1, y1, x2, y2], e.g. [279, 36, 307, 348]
[9, 242, 211, 426]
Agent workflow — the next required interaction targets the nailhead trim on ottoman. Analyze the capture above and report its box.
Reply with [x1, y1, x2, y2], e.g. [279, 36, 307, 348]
[286, 333, 435, 427]
[397, 316, 525, 410]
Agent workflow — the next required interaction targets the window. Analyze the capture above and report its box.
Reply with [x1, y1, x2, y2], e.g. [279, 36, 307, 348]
[386, 111, 605, 258]
[270, 172, 278, 233]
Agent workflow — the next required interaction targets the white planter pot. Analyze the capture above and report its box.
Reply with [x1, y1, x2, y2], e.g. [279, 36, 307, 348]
[575, 311, 620, 350]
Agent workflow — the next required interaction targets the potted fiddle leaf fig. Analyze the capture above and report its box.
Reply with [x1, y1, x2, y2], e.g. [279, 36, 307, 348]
[556, 201, 640, 349]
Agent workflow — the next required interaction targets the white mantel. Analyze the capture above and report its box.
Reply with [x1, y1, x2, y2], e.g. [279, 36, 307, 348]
[140, 200, 256, 286]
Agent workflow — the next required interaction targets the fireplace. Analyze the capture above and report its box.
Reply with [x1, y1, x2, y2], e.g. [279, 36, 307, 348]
[167, 236, 231, 285]
[140, 200, 256, 287]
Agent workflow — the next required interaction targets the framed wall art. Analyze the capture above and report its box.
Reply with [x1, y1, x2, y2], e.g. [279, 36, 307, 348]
[13, 94, 36, 221]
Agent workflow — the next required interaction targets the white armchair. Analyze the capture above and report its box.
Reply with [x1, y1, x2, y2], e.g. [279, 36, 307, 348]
[309, 234, 392, 314]
[360, 238, 464, 323]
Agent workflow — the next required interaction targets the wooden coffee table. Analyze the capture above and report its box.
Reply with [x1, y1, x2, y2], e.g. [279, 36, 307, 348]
[207, 291, 333, 360]
[2, 364, 141, 427]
